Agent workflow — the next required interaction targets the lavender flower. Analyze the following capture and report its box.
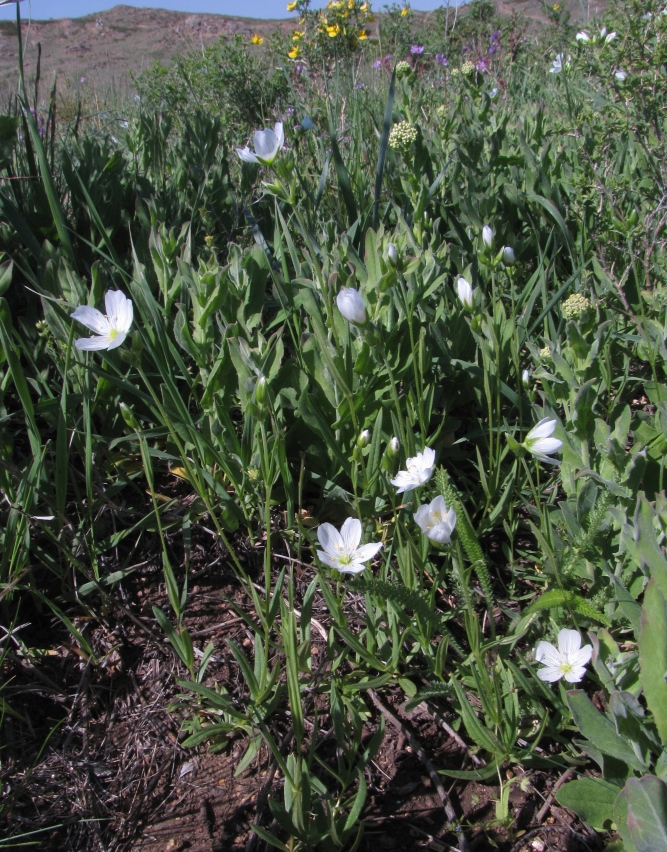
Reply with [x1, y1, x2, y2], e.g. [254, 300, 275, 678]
[410, 44, 425, 55]
[435, 53, 448, 66]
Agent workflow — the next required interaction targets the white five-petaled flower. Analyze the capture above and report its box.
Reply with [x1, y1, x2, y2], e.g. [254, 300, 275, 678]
[615, 69, 628, 82]
[535, 629, 593, 683]
[390, 447, 436, 494]
[456, 276, 474, 310]
[414, 495, 457, 545]
[237, 121, 285, 166]
[482, 224, 493, 249]
[72, 290, 133, 351]
[336, 288, 367, 325]
[523, 417, 563, 464]
[316, 517, 382, 574]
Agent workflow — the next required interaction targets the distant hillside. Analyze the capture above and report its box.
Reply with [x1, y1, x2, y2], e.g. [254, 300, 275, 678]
[0, 1, 610, 100]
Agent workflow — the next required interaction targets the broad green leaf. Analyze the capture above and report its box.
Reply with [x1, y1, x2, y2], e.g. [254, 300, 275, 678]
[556, 777, 619, 831]
[566, 690, 645, 773]
[639, 580, 667, 746]
[625, 776, 667, 852]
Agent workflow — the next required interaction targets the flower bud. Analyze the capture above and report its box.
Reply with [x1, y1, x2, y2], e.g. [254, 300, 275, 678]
[119, 402, 140, 430]
[502, 245, 515, 266]
[456, 276, 474, 311]
[357, 429, 370, 448]
[387, 244, 399, 267]
[336, 288, 367, 325]
[522, 368, 530, 388]
[256, 375, 268, 405]
[387, 436, 400, 458]
[482, 224, 493, 249]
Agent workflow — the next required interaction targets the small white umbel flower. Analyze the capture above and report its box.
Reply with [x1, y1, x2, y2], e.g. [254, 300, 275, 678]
[237, 122, 285, 166]
[316, 517, 382, 574]
[535, 629, 592, 683]
[72, 290, 133, 351]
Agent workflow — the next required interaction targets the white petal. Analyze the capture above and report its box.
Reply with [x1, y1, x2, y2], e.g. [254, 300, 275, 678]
[571, 643, 593, 668]
[340, 517, 362, 552]
[421, 447, 436, 468]
[427, 523, 454, 544]
[334, 560, 367, 575]
[557, 629, 582, 656]
[532, 437, 562, 455]
[390, 471, 418, 493]
[317, 551, 343, 570]
[71, 306, 110, 336]
[414, 504, 431, 531]
[75, 335, 112, 350]
[254, 128, 277, 160]
[528, 418, 556, 440]
[535, 640, 561, 666]
[354, 542, 383, 562]
[563, 665, 587, 683]
[106, 330, 128, 350]
[274, 121, 285, 149]
[317, 523, 343, 555]
[237, 146, 259, 163]
[537, 666, 564, 682]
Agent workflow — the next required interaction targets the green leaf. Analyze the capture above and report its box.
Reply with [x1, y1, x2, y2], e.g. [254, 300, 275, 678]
[556, 777, 619, 831]
[566, 690, 645, 773]
[625, 776, 667, 852]
[639, 580, 667, 746]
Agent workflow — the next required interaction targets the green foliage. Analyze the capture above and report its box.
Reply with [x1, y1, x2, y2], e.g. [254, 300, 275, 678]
[4, 0, 667, 846]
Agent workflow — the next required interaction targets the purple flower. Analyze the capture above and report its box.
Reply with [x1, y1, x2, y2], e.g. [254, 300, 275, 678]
[488, 44, 498, 56]
[476, 58, 487, 73]
[462, 44, 469, 53]
[374, 59, 382, 69]
[79, 76, 86, 83]
[384, 54, 392, 62]
[435, 53, 448, 66]
[490, 29, 501, 42]
[410, 45, 425, 55]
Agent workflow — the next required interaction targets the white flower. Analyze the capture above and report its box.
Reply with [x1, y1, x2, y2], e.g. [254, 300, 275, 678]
[523, 417, 562, 464]
[237, 121, 285, 166]
[456, 276, 474, 310]
[502, 245, 515, 266]
[387, 244, 399, 267]
[72, 290, 133, 351]
[604, 29, 617, 43]
[489, 86, 499, 99]
[390, 447, 436, 494]
[535, 629, 593, 683]
[549, 52, 570, 73]
[522, 368, 530, 388]
[482, 224, 493, 249]
[615, 69, 628, 82]
[336, 288, 367, 325]
[357, 429, 370, 447]
[316, 517, 382, 574]
[576, 30, 591, 42]
[414, 495, 456, 544]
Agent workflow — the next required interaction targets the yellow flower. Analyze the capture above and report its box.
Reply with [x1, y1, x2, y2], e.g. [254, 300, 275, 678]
[366, 14, 375, 22]
[327, 23, 341, 37]
[553, 3, 560, 8]
[250, 33, 264, 45]
[400, 6, 409, 16]
[360, 1, 369, 8]
[292, 30, 304, 39]
[356, 29, 368, 40]
[288, 45, 300, 58]
[348, 0, 355, 8]
[287, 1, 298, 10]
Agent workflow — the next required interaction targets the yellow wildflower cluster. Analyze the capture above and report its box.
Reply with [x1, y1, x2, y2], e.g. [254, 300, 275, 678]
[285, 0, 374, 62]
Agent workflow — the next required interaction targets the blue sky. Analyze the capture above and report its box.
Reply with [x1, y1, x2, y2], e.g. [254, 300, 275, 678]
[0, 0, 457, 22]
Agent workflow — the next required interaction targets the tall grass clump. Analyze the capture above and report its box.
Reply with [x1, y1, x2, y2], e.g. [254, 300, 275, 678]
[1, 0, 667, 849]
